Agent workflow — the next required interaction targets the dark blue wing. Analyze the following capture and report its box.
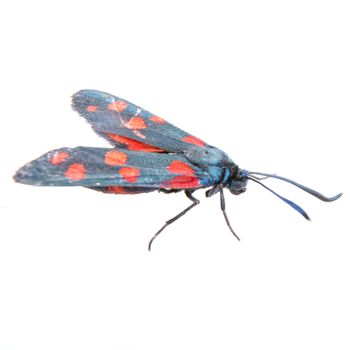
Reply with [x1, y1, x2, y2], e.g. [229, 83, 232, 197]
[72, 90, 209, 153]
[13, 147, 224, 190]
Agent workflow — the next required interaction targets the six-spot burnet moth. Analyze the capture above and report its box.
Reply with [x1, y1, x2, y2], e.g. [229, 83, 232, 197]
[13, 90, 342, 250]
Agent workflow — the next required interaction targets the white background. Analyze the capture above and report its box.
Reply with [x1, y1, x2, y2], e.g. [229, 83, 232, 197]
[1, 1, 349, 349]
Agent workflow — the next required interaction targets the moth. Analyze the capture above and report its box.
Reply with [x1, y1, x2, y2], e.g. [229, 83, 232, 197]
[14, 90, 342, 249]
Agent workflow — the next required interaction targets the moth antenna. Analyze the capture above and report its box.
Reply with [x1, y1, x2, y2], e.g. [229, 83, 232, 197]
[249, 172, 342, 202]
[249, 173, 275, 181]
[248, 177, 310, 220]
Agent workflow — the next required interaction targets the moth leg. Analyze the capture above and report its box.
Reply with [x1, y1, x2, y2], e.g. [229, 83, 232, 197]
[219, 187, 240, 241]
[205, 184, 221, 197]
[148, 190, 200, 251]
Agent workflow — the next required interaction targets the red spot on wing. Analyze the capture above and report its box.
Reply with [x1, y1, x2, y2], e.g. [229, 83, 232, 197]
[104, 186, 152, 195]
[125, 117, 146, 130]
[164, 175, 200, 189]
[106, 133, 164, 152]
[167, 160, 195, 175]
[50, 151, 69, 165]
[119, 167, 140, 183]
[105, 186, 127, 194]
[150, 115, 166, 124]
[64, 163, 86, 181]
[104, 150, 128, 166]
[182, 135, 205, 147]
[108, 100, 128, 112]
[86, 105, 98, 112]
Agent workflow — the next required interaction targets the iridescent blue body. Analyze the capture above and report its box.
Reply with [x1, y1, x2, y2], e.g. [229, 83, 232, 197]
[14, 90, 342, 249]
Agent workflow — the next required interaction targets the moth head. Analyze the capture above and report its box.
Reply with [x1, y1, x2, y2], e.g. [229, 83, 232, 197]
[228, 167, 249, 195]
